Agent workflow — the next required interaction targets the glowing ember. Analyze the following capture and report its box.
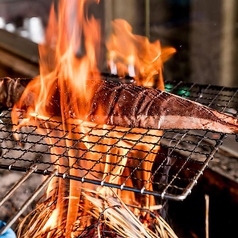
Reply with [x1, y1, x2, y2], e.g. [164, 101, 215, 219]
[11, 0, 177, 237]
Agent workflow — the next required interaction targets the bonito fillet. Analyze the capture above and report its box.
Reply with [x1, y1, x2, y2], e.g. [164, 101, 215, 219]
[89, 80, 238, 134]
[1, 77, 238, 134]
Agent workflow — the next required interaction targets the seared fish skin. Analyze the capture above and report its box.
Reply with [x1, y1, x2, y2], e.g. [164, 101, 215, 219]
[1, 77, 238, 134]
[89, 80, 238, 134]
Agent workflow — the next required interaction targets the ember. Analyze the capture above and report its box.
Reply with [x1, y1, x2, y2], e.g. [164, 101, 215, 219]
[9, 0, 177, 237]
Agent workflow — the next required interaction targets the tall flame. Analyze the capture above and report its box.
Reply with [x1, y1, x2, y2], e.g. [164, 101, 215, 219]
[12, 0, 101, 125]
[106, 19, 176, 89]
[12, 0, 102, 236]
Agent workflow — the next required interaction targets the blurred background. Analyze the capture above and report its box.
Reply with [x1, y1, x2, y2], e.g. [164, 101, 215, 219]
[0, 0, 238, 87]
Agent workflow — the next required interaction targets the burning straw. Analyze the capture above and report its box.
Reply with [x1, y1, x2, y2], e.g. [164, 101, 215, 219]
[17, 185, 177, 238]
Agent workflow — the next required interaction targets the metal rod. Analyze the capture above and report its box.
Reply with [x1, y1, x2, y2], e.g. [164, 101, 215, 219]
[220, 0, 236, 87]
[145, 0, 150, 38]
[0, 165, 37, 208]
[0, 169, 57, 236]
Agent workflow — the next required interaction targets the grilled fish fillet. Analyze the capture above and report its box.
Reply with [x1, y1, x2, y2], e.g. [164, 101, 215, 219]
[88, 80, 238, 134]
[1, 77, 238, 134]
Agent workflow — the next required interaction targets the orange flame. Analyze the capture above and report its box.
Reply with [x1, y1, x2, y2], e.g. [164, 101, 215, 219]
[106, 19, 176, 89]
[12, 0, 102, 235]
[12, 0, 101, 125]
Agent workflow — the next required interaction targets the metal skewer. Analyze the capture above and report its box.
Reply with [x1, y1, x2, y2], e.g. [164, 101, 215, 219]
[0, 169, 58, 236]
[0, 165, 37, 208]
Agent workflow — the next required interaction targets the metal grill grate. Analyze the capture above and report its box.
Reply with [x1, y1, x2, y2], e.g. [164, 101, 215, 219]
[0, 79, 238, 201]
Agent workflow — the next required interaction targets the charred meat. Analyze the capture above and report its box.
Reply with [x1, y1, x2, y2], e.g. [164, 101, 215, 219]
[1, 77, 238, 134]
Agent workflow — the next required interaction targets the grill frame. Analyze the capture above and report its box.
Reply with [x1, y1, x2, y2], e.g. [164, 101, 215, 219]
[0, 78, 238, 201]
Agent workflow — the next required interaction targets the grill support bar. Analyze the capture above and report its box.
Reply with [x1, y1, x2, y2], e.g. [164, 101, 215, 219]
[0, 168, 57, 235]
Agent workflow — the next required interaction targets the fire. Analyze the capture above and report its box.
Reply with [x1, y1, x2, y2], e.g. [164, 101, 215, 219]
[14, 0, 101, 123]
[106, 19, 176, 89]
[11, 0, 177, 237]
[105, 19, 176, 212]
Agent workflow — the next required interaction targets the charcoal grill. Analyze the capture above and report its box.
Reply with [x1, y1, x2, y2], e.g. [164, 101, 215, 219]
[0, 77, 238, 233]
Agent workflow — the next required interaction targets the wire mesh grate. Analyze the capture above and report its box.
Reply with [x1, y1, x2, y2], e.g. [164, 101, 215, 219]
[1, 79, 238, 201]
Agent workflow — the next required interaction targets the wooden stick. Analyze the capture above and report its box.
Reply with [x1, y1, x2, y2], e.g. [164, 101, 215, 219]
[205, 194, 209, 238]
